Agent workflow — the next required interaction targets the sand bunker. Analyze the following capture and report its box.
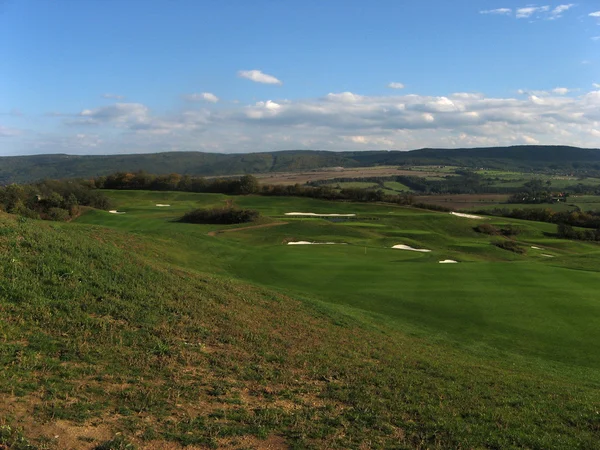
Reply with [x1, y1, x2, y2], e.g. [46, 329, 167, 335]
[450, 212, 484, 220]
[541, 254, 555, 258]
[155, 204, 171, 207]
[531, 246, 542, 250]
[439, 259, 458, 264]
[287, 241, 346, 245]
[108, 210, 125, 214]
[392, 244, 431, 252]
[285, 212, 356, 217]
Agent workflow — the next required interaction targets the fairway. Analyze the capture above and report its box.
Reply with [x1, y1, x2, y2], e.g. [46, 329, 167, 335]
[75, 190, 600, 382]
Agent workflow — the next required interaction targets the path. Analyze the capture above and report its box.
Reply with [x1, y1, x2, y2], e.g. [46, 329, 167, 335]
[208, 222, 288, 237]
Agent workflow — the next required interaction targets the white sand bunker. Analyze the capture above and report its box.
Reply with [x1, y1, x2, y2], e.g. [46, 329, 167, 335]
[287, 241, 347, 245]
[531, 246, 542, 250]
[450, 212, 484, 220]
[108, 210, 126, 214]
[155, 204, 171, 207]
[392, 244, 431, 252]
[439, 260, 458, 264]
[541, 254, 555, 258]
[285, 212, 356, 217]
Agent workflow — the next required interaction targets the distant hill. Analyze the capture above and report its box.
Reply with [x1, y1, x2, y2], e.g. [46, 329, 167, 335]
[1, 145, 599, 184]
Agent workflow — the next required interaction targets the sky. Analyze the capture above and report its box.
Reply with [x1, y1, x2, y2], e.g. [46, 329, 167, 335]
[1, 0, 599, 156]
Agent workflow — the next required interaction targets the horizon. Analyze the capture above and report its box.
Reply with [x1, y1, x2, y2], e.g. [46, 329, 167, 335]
[2, 0, 599, 156]
[2, 143, 599, 160]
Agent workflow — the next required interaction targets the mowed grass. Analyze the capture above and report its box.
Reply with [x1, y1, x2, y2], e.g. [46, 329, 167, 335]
[4, 190, 600, 447]
[76, 192, 600, 377]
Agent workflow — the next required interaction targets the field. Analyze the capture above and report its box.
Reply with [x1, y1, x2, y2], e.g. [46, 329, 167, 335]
[75, 191, 600, 370]
[252, 166, 453, 186]
[2, 190, 600, 448]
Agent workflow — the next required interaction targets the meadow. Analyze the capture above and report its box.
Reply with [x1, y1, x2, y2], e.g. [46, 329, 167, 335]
[2, 189, 600, 448]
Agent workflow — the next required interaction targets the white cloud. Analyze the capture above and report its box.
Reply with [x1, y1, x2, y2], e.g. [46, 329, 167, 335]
[593, 83, 600, 89]
[484, 5, 572, 21]
[589, 11, 600, 17]
[184, 92, 219, 103]
[480, 8, 512, 15]
[522, 135, 540, 144]
[102, 93, 125, 100]
[552, 87, 570, 95]
[592, 36, 600, 41]
[0, 125, 21, 137]
[516, 6, 550, 19]
[549, 4, 575, 18]
[25, 88, 600, 154]
[387, 82, 405, 89]
[325, 92, 364, 103]
[238, 70, 282, 85]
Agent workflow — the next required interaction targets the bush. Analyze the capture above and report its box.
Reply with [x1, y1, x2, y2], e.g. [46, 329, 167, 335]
[46, 207, 71, 221]
[179, 207, 260, 225]
[493, 240, 526, 254]
[474, 223, 499, 235]
[474, 223, 520, 236]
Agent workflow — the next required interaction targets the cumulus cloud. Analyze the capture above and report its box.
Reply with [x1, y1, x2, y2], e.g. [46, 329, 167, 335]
[26, 88, 600, 154]
[184, 92, 219, 103]
[593, 83, 600, 89]
[480, 8, 512, 15]
[589, 11, 600, 17]
[325, 92, 364, 103]
[102, 93, 125, 100]
[238, 70, 282, 85]
[387, 82, 405, 89]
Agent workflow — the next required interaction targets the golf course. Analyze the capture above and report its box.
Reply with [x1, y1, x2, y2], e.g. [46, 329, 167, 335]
[2, 188, 600, 449]
[76, 191, 600, 376]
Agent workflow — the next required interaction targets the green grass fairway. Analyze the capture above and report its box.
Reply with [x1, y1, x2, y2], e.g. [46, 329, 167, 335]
[75, 191, 600, 379]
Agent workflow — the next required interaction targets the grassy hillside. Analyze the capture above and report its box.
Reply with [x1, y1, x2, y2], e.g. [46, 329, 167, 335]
[2, 192, 600, 448]
[2, 145, 600, 184]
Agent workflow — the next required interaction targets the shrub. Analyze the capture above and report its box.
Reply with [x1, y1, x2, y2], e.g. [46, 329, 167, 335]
[474, 223, 499, 235]
[179, 207, 260, 225]
[46, 207, 71, 221]
[493, 240, 526, 254]
[475, 223, 521, 236]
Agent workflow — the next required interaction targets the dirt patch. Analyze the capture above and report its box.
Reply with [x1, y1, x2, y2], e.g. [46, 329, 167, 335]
[250, 166, 445, 186]
[208, 222, 288, 237]
[0, 395, 113, 449]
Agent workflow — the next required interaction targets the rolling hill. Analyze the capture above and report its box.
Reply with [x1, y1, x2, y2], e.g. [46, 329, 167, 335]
[2, 145, 600, 184]
[2, 191, 600, 448]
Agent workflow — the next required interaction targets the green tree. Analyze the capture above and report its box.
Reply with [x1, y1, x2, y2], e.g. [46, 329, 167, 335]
[238, 175, 260, 194]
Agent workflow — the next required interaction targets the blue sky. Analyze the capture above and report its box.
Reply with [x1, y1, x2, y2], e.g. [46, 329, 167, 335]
[1, 0, 599, 155]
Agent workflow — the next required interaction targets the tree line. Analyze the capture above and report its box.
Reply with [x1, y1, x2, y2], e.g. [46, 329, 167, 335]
[0, 179, 111, 221]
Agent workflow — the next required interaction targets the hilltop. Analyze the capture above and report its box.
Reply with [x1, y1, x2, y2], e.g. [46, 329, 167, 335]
[2, 145, 600, 184]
